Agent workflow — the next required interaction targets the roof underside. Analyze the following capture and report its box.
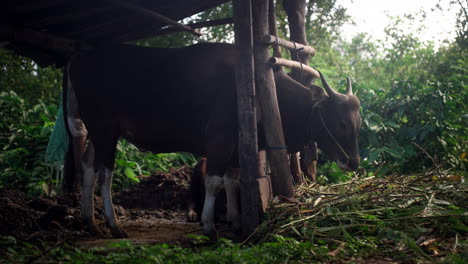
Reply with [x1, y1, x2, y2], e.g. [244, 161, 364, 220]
[1, 0, 229, 66]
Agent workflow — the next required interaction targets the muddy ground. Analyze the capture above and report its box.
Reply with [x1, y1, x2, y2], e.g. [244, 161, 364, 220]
[0, 166, 228, 247]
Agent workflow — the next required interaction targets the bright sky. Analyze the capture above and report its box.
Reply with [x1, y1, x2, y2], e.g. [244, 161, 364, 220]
[338, 0, 458, 46]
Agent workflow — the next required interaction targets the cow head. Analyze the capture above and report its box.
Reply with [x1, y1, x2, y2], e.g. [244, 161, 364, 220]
[312, 72, 361, 171]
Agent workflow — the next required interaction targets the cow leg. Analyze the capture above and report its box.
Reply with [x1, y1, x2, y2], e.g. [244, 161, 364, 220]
[201, 173, 223, 238]
[224, 168, 240, 231]
[80, 142, 103, 237]
[302, 142, 318, 182]
[92, 131, 126, 238]
[187, 158, 207, 222]
[98, 165, 127, 238]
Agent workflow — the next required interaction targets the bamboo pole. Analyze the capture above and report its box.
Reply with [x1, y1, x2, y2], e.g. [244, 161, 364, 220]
[269, 57, 320, 79]
[263, 35, 316, 56]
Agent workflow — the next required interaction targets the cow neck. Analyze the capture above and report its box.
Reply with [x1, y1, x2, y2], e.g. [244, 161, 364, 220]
[305, 95, 326, 142]
[317, 105, 351, 162]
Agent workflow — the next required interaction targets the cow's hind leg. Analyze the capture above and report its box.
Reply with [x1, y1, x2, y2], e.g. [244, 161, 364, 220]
[98, 165, 127, 238]
[224, 168, 240, 231]
[94, 133, 127, 238]
[201, 173, 223, 238]
[202, 136, 236, 238]
[80, 142, 103, 236]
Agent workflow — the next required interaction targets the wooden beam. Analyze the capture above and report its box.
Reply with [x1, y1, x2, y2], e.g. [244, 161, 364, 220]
[0, 24, 91, 56]
[253, 0, 294, 198]
[106, 0, 202, 37]
[264, 35, 316, 56]
[233, 0, 262, 236]
[269, 57, 320, 79]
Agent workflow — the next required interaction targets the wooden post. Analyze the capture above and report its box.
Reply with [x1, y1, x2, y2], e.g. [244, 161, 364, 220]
[253, 0, 294, 198]
[282, 0, 310, 85]
[283, 0, 318, 182]
[233, 0, 262, 235]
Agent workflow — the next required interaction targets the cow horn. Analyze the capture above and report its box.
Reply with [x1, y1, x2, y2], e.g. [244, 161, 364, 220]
[318, 71, 338, 98]
[346, 77, 353, 95]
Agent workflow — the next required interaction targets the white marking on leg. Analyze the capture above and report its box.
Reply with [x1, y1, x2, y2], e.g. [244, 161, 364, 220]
[99, 167, 117, 227]
[224, 169, 240, 230]
[201, 174, 223, 235]
[81, 161, 96, 225]
[98, 166, 126, 237]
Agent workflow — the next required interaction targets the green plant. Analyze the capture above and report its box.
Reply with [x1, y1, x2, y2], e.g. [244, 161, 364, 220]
[113, 139, 198, 191]
[0, 91, 58, 196]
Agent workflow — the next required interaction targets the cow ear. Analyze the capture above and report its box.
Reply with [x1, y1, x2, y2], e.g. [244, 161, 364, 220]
[308, 84, 326, 102]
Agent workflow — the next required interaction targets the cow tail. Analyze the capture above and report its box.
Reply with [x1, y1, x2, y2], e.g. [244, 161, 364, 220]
[62, 62, 76, 193]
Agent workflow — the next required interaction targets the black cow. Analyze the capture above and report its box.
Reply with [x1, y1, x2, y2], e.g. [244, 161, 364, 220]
[64, 42, 361, 238]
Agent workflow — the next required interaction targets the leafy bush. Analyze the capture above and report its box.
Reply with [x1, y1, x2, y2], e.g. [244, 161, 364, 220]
[358, 77, 467, 175]
[113, 140, 198, 191]
[0, 91, 58, 196]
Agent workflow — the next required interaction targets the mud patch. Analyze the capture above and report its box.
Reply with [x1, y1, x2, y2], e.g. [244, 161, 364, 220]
[114, 166, 193, 210]
[0, 166, 216, 246]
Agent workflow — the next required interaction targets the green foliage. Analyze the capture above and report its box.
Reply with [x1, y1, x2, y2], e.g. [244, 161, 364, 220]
[0, 91, 58, 196]
[0, 48, 61, 104]
[359, 78, 467, 174]
[113, 140, 198, 191]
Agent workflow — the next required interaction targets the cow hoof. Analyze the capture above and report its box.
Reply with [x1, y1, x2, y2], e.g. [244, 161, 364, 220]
[110, 226, 128, 238]
[87, 224, 105, 238]
[186, 209, 198, 222]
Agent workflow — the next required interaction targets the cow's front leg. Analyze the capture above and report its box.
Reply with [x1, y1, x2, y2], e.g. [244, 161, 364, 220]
[201, 174, 223, 238]
[98, 166, 127, 238]
[224, 168, 240, 231]
[80, 143, 103, 237]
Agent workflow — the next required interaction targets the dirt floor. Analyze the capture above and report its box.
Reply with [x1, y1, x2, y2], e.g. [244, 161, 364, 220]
[0, 166, 221, 247]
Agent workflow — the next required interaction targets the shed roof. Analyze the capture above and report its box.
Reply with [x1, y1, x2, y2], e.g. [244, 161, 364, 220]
[1, 0, 229, 66]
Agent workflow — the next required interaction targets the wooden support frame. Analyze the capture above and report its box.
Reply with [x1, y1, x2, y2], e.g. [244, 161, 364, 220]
[233, 0, 262, 236]
[264, 35, 316, 56]
[253, 0, 294, 198]
[106, 0, 202, 37]
[153, 17, 233, 36]
[269, 57, 319, 78]
[283, 0, 318, 182]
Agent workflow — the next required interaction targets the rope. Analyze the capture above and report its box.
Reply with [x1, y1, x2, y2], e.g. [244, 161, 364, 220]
[318, 109, 351, 161]
[292, 42, 304, 84]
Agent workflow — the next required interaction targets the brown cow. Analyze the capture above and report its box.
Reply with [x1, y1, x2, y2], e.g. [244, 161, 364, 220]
[64, 42, 360, 238]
